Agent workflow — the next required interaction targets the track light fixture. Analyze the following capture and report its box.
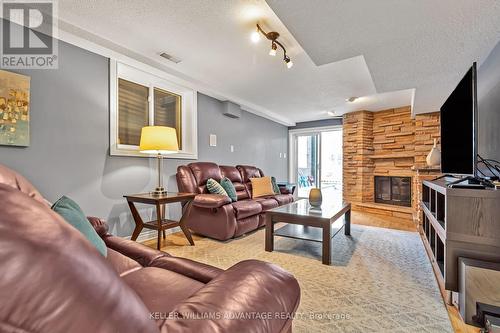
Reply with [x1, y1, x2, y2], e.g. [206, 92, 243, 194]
[252, 23, 293, 69]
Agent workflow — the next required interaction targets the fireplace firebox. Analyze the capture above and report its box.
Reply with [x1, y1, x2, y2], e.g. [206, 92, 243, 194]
[374, 176, 412, 207]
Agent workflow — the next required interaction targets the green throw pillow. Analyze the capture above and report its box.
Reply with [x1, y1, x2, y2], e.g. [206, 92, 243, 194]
[220, 177, 238, 202]
[206, 178, 229, 197]
[52, 196, 107, 257]
[271, 176, 281, 194]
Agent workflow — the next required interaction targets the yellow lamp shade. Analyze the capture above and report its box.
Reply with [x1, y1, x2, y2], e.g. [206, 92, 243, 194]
[139, 126, 179, 155]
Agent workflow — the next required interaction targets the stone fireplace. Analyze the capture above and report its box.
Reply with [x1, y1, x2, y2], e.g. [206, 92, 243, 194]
[374, 176, 412, 207]
[343, 107, 441, 223]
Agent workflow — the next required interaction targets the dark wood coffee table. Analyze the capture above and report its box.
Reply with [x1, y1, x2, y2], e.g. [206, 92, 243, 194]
[124, 192, 196, 250]
[265, 199, 351, 265]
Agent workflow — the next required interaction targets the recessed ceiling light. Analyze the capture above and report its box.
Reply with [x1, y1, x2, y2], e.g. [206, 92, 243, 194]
[346, 96, 358, 103]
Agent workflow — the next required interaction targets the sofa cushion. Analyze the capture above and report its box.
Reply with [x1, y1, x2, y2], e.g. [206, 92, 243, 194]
[52, 196, 107, 257]
[122, 267, 204, 315]
[234, 183, 249, 200]
[176, 165, 198, 194]
[250, 176, 275, 198]
[231, 199, 262, 219]
[271, 176, 281, 194]
[220, 166, 248, 200]
[254, 197, 279, 211]
[206, 178, 228, 197]
[236, 165, 264, 183]
[220, 177, 237, 202]
[188, 162, 222, 192]
[220, 165, 243, 183]
[274, 194, 294, 205]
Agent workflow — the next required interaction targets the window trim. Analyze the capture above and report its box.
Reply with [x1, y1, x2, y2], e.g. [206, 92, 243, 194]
[110, 60, 198, 159]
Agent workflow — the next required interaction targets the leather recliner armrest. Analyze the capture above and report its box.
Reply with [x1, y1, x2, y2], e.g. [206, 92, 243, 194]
[148, 256, 224, 284]
[192, 194, 231, 209]
[103, 235, 167, 267]
[161, 260, 300, 333]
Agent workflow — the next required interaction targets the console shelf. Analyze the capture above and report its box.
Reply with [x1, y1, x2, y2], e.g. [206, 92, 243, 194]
[420, 178, 500, 295]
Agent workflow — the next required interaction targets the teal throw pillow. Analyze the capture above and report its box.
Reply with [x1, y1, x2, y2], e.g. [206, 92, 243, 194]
[206, 178, 229, 197]
[220, 177, 238, 202]
[271, 176, 281, 194]
[52, 196, 107, 257]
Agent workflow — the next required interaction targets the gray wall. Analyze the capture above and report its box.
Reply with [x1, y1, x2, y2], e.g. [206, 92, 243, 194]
[0, 40, 288, 237]
[289, 118, 342, 130]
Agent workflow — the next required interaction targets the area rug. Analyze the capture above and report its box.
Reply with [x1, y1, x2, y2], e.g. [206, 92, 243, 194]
[157, 224, 453, 333]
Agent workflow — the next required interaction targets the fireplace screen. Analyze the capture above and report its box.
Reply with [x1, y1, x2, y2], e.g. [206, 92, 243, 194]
[374, 176, 411, 207]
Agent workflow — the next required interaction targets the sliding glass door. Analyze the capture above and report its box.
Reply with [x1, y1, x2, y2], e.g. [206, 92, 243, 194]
[319, 130, 343, 201]
[290, 127, 342, 200]
[296, 133, 319, 197]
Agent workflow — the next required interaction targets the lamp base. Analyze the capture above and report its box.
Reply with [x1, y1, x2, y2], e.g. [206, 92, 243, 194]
[152, 187, 167, 196]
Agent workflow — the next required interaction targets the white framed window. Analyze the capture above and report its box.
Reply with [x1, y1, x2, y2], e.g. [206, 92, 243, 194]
[110, 60, 198, 159]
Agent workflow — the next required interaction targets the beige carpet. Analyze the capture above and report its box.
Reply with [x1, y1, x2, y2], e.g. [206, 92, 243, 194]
[153, 224, 453, 333]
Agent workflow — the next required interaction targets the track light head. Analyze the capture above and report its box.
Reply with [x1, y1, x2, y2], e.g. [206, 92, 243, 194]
[269, 42, 277, 56]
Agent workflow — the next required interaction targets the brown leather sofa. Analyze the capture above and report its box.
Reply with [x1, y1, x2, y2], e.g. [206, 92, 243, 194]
[0, 164, 300, 333]
[176, 163, 294, 240]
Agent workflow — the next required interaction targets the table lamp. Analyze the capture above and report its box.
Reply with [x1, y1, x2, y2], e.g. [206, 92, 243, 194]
[139, 126, 179, 195]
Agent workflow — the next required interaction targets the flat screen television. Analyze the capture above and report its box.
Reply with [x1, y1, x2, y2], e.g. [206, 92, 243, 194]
[440, 63, 478, 176]
[477, 41, 500, 173]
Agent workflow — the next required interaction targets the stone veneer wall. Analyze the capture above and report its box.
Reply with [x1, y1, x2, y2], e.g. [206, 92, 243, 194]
[343, 106, 441, 223]
[343, 111, 374, 203]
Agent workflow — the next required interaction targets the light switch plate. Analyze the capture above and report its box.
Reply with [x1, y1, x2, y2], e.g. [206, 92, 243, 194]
[284, 153, 287, 158]
[209, 134, 217, 147]
[230, 145, 234, 152]
[279, 153, 282, 158]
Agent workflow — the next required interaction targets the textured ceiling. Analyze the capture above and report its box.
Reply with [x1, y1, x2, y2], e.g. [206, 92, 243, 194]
[56, 0, 421, 125]
[56, 1, 500, 124]
[266, 0, 500, 115]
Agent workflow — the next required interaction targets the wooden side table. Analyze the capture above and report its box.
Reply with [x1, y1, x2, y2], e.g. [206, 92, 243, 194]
[124, 192, 196, 250]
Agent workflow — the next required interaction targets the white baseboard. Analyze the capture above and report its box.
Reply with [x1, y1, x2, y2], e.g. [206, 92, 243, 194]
[123, 226, 181, 243]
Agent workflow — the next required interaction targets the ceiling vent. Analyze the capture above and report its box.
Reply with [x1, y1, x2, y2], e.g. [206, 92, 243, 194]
[222, 101, 241, 119]
[160, 52, 182, 64]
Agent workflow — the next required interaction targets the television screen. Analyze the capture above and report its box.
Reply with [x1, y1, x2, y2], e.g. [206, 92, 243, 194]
[440, 65, 477, 175]
[477, 41, 500, 169]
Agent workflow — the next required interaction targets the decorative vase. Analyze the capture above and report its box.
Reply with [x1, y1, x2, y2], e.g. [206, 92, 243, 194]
[426, 138, 441, 167]
[309, 188, 323, 207]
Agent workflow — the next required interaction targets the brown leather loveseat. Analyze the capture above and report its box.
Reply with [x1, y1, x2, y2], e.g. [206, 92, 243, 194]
[0, 164, 300, 333]
[177, 163, 294, 240]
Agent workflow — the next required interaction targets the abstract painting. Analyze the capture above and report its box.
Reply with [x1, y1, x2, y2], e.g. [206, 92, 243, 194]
[0, 70, 30, 146]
